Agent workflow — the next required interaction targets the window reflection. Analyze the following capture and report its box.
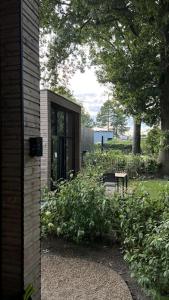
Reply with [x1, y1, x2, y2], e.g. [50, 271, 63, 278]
[51, 104, 75, 186]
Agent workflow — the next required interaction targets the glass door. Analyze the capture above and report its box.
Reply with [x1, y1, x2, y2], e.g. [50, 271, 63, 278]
[51, 107, 66, 183]
[51, 104, 75, 186]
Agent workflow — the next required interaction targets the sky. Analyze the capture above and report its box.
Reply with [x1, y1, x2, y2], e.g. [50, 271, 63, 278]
[70, 67, 108, 120]
[70, 67, 150, 135]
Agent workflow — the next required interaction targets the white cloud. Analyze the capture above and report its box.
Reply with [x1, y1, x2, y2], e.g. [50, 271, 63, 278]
[70, 68, 108, 119]
[69, 67, 150, 133]
[70, 68, 105, 94]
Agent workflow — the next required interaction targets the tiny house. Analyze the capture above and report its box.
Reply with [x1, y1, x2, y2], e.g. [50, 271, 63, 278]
[94, 130, 113, 144]
[41, 90, 81, 188]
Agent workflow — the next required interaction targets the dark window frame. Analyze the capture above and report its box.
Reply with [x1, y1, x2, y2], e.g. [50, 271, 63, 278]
[51, 103, 76, 184]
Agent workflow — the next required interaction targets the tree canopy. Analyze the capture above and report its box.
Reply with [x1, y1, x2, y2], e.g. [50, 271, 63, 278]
[52, 85, 94, 128]
[81, 108, 94, 128]
[40, 0, 169, 173]
[91, 26, 160, 125]
[40, 0, 161, 127]
[96, 99, 127, 137]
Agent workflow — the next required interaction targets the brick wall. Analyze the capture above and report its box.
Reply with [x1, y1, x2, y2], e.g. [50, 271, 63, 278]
[40, 90, 50, 188]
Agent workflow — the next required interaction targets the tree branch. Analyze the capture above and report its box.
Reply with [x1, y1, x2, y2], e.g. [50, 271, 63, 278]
[80, 17, 92, 31]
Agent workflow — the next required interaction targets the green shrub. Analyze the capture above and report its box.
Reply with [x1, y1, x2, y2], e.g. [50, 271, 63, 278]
[84, 150, 159, 178]
[144, 127, 161, 156]
[111, 184, 169, 298]
[103, 143, 132, 153]
[41, 153, 168, 298]
[41, 167, 114, 242]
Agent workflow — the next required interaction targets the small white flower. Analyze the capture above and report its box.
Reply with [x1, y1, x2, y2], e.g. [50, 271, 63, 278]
[45, 211, 51, 216]
[48, 223, 54, 229]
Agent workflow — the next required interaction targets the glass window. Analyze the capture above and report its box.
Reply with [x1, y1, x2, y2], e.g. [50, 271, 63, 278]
[51, 107, 57, 136]
[66, 112, 73, 137]
[51, 104, 76, 184]
[57, 111, 65, 136]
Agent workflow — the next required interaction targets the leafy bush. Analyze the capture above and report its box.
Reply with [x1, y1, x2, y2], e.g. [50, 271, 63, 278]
[84, 150, 159, 178]
[41, 151, 168, 298]
[144, 127, 161, 156]
[41, 167, 114, 242]
[111, 184, 169, 298]
[103, 143, 132, 153]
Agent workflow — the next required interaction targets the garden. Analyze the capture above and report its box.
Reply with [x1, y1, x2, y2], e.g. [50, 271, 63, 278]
[41, 145, 169, 300]
[39, 1, 169, 298]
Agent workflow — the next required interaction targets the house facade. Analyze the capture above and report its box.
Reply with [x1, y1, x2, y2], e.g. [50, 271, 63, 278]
[41, 90, 81, 188]
[94, 130, 113, 144]
[0, 0, 41, 299]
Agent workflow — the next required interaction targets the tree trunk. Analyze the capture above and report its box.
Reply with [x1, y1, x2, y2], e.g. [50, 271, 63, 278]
[158, 14, 169, 175]
[115, 127, 118, 138]
[158, 70, 169, 175]
[132, 117, 141, 155]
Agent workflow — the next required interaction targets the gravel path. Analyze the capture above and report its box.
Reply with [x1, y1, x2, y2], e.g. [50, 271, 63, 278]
[41, 239, 151, 300]
[42, 253, 132, 300]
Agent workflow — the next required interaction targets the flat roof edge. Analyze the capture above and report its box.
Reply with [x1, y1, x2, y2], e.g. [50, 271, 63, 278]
[40, 89, 81, 110]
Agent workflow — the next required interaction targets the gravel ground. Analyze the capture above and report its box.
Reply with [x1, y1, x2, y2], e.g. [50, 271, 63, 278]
[41, 238, 151, 300]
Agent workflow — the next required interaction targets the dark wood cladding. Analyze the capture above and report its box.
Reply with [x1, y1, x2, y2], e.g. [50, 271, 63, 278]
[47, 89, 81, 113]
[0, 1, 23, 297]
[0, 0, 40, 299]
[40, 90, 81, 188]
[74, 112, 81, 173]
[23, 0, 41, 297]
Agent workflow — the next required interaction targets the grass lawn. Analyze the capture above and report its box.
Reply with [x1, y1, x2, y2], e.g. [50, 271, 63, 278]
[129, 179, 169, 200]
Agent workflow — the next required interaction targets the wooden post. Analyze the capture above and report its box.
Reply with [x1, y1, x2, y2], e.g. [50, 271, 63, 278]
[101, 136, 104, 152]
[0, 0, 41, 299]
